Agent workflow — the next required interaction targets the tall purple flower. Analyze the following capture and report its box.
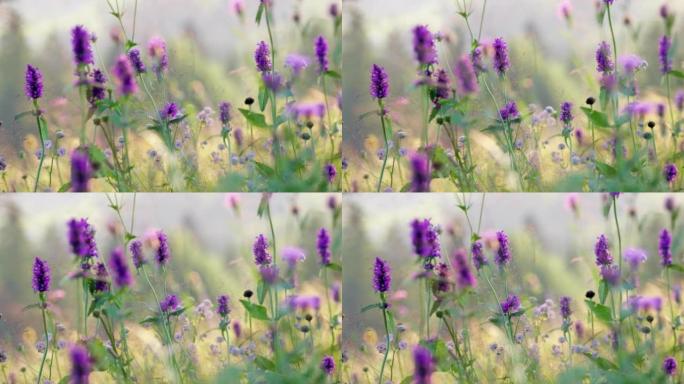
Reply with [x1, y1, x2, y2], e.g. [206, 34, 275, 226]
[93, 262, 110, 293]
[499, 101, 520, 122]
[317, 228, 332, 265]
[659, 35, 672, 74]
[471, 241, 488, 270]
[262, 72, 283, 92]
[320, 355, 335, 376]
[219, 102, 231, 125]
[604, 0, 614, 5]
[127, 48, 147, 74]
[217, 294, 231, 317]
[432, 69, 450, 104]
[560, 296, 572, 319]
[452, 249, 476, 288]
[69, 344, 92, 384]
[108, 246, 133, 288]
[454, 54, 479, 95]
[88, 69, 107, 106]
[412, 345, 435, 384]
[471, 46, 486, 74]
[32, 257, 51, 293]
[161, 102, 180, 120]
[372, 257, 391, 293]
[676, 90, 684, 112]
[254, 41, 272, 72]
[435, 263, 450, 292]
[314, 35, 329, 73]
[67, 218, 98, 259]
[412, 25, 437, 65]
[253, 234, 272, 266]
[663, 356, 678, 376]
[596, 42, 613, 73]
[411, 219, 440, 259]
[155, 230, 171, 266]
[560, 102, 573, 125]
[259, 265, 280, 284]
[664, 163, 678, 184]
[495, 231, 511, 266]
[659, 229, 672, 266]
[594, 234, 613, 266]
[492, 37, 510, 76]
[70, 149, 92, 193]
[410, 152, 431, 192]
[160, 294, 180, 313]
[324, 163, 337, 184]
[129, 240, 145, 269]
[71, 26, 94, 66]
[112, 55, 138, 95]
[500, 294, 520, 314]
[370, 64, 389, 100]
[25, 65, 43, 100]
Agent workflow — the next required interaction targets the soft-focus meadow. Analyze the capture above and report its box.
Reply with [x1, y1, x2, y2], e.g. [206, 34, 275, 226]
[0, 0, 342, 192]
[0, 193, 342, 383]
[343, 193, 683, 383]
[344, 0, 684, 192]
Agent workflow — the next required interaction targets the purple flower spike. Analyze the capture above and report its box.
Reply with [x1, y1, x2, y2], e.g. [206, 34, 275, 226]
[495, 231, 511, 266]
[411, 219, 440, 259]
[410, 152, 431, 192]
[160, 294, 180, 313]
[471, 241, 488, 270]
[129, 240, 145, 269]
[317, 228, 332, 265]
[93, 262, 110, 293]
[492, 37, 510, 76]
[88, 69, 107, 106]
[70, 149, 92, 193]
[254, 41, 272, 73]
[25, 65, 43, 100]
[372, 257, 391, 293]
[219, 102, 231, 125]
[499, 101, 520, 122]
[659, 35, 672, 75]
[454, 54, 479, 96]
[259, 265, 280, 284]
[600, 265, 620, 286]
[320, 355, 335, 376]
[412, 25, 437, 66]
[452, 249, 476, 289]
[324, 163, 337, 184]
[161, 102, 180, 120]
[112, 55, 138, 95]
[217, 294, 231, 317]
[155, 230, 171, 266]
[596, 42, 613, 74]
[560, 102, 573, 125]
[663, 356, 678, 376]
[664, 163, 678, 184]
[69, 344, 92, 384]
[659, 229, 672, 266]
[560, 296, 572, 319]
[109, 246, 133, 288]
[314, 35, 329, 73]
[253, 234, 272, 266]
[594, 234, 613, 266]
[370, 64, 389, 100]
[32, 257, 51, 293]
[128, 48, 147, 74]
[71, 26, 94, 66]
[500, 294, 520, 315]
[412, 345, 435, 384]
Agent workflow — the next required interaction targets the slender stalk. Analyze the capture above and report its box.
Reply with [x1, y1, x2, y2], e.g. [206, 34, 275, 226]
[376, 99, 390, 192]
[32, 101, 45, 192]
[612, 198, 623, 316]
[323, 268, 335, 347]
[666, 268, 677, 348]
[36, 299, 49, 384]
[378, 294, 391, 384]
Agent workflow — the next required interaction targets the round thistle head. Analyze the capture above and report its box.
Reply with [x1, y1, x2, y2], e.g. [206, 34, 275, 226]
[32, 257, 51, 293]
[70, 150, 92, 193]
[254, 41, 272, 72]
[253, 234, 272, 266]
[500, 294, 520, 314]
[108, 246, 133, 288]
[372, 257, 391, 293]
[317, 228, 332, 265]
[320, 355, 335, 376]
[160, 294, 180, 313]
[71, 25, 94, 66]
[369, 64, 389, 100]
[663, 356, 678, 376]
[69, 344, 92, 384]
[623, 248, 648, 269]
[492, 37, 510, 76]
[314, 35, 329, 73]
[412, 345, 435, 384]
[24, 65, 43, 100]
[217, 294, 231, 317]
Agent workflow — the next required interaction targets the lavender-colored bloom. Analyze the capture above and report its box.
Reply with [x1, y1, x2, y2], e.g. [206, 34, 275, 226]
[412, 25, 437, 65]
[432, 69, 450, 104]
[161, 102, 180, 120]
[659, 229, 672, 266]
[217, 295, 231, 317]
[495, 231, 511, 266]
[412, 345, 435, 384]
[452, 249, 476, 289]
[434, 263, 450, 292]
[317, 228, 332, 265]
[253, 234, 272, 266]
[629, 296, 663, 312]
[324, 163, 337, 183]
[127, 48, 146, 74]
[233, 320, 242, 338]
[600, 265, 620, 286]
[500, 101, 520, 122]
[624, 248, 647, 268]
[500, 294, 521, 314]
[372, 257, 391, 293]
[69, 344, 92, 384]
[284, 53, 309, 75]
[596, 42, 613, 73]
[676, 90, 684, 112]
[219, 102, 231, 125]
[254, 41, 272, 72]
[560, 296, 571, 319]
[664, 163, 678, 183]
[471, 46, 486, 74]
[281, 246, 306, 267]
[259, 265, 279, 284]
[71, 26, 94, 66]
[594, 234, 613, 266]
[659, 35, 672, 74]
[160, 294, 180, 313]
[112, 55, 138, 95]
[155, 230, 171, 266]
[67, 218, 98, 259]
[320, 355, 335, 376]
[411, 219, 438, 258]
[314, 35, 329, 73]
[410, 152, 431, 192]
[262, 72, 283, 92]
[369, 64, 389, 100]
[70, 150, 92, 193]
[560, 102, 573, 125]
[32, 257, 51, 293]
[129, 240, 145, 268]
[25, 65, 43, 100]
[93, 262, 109, 293]
[147, 37, 168, 75]
[332, 281, 341, 303]
[471, 241, 488, 270]
[619, 54, 647, 74]
[492, 37, 510, 76]
[108, 246, 132, 288]
[663, 356, 678, 376]
[604, 0, 614, 5]
[89, 69, 106, 106]
[454, 54, 479, 95]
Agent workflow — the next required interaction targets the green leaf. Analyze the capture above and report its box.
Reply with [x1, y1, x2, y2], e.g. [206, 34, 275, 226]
[58, 182, 72, 193]
[581, 107, 610, 128]
[254, 356, 275, 371]
[254, 162, 276, 178]
[257, 279, 267, 305]
[598, 280, 609, 304]
[360, 303, 381, 313]
[595, 162, 617, 177]
[585, 300, 613, 324]
[14, 110, 33, 121]
[325, 262, 342, 272]
[255, 3, 264, 24]
[258, 85, 269, 112]
[324, 70, 341, 80]
[240, 299, 269, 321]
[669, 263, 684, 273]
[239, 108, 269, 129]
[38, 116, 49, 142]
[669, 70, 684, 79]
[583, 353, 618, 371]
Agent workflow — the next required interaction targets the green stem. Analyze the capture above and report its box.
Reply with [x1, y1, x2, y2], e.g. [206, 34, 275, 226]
[612, 198, 623, 318]
[376, 99, 389, 192]
[32, 101, 45, 192]
[36, 300, 49, 384]
[378, 295, 390, 384]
